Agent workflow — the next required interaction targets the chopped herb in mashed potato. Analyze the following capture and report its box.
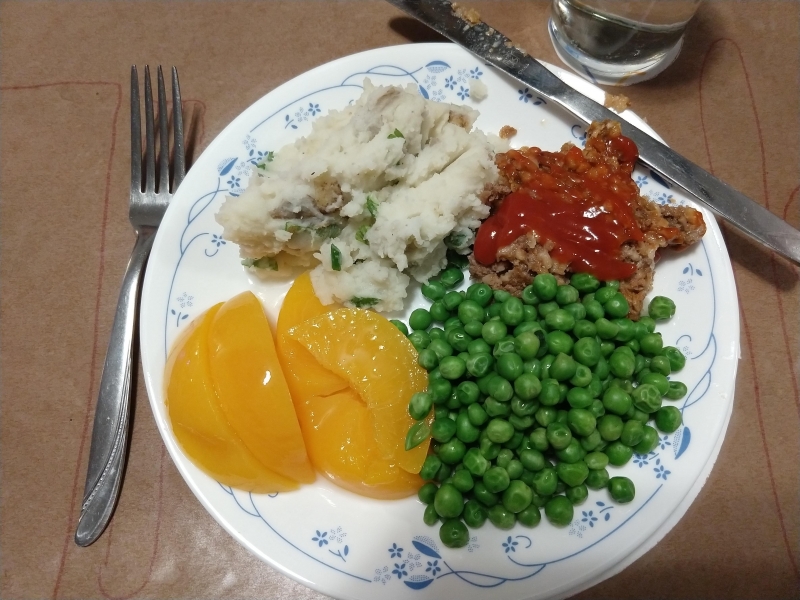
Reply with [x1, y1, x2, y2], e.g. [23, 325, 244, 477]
[215, 80, 504, 311]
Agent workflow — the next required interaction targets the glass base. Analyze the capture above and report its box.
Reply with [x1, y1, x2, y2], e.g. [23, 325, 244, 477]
[548, 17, 683, 86]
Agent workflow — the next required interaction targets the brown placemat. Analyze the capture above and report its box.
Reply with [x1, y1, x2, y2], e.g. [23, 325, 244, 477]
[1, 1, 798, 598]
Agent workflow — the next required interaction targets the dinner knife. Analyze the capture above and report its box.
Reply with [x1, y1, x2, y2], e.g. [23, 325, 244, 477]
[384, 0, 800, 265]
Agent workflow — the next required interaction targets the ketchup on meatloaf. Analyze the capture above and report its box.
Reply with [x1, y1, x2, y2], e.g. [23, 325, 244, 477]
[470, 120, 706, 319]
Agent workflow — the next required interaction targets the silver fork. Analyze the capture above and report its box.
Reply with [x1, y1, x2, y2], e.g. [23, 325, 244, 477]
[75, 66, 185, 547]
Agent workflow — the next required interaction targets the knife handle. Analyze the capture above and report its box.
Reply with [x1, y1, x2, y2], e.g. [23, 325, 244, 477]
[75, 229, 154, 547]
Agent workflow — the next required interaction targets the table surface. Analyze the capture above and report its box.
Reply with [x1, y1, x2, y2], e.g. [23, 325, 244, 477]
[1, 1, 798, 599]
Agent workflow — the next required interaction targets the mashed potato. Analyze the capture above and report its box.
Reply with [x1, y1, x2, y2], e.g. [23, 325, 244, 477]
[216, 80, 502, 311]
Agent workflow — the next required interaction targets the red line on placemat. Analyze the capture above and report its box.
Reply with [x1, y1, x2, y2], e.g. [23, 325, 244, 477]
[1, 79, 122, 599]
[699, 41, 800, 580]
[96, 446, 167, 600]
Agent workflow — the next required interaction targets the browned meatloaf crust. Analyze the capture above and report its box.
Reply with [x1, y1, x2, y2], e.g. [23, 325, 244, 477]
[469, 121, 706, 319]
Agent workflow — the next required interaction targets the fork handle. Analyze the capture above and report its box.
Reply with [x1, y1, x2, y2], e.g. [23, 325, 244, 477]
[75, 228, 155, 547]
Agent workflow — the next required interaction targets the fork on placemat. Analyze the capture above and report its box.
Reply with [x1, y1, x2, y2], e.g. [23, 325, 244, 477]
[75, 66, 185, 547]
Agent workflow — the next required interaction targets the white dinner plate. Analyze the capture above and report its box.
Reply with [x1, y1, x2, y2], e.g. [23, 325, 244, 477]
[140, 43, 739, 600]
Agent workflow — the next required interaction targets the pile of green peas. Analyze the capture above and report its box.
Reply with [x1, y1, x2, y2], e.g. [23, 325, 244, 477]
[392, 264, 687, 549]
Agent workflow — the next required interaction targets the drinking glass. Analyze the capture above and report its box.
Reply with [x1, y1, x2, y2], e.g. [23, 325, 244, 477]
[549, 0, 703, 85]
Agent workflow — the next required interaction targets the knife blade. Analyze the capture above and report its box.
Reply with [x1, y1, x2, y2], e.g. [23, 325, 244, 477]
[384, 0, 800, 265]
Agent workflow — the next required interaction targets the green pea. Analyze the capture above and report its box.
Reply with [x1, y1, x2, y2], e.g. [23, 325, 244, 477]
[462, 499, 487, 528]
[520, 284, 538, 305]
[538, 301, 559, 318]
[570, 272, 600, 293]
[419, 454, 442, 480]
[593, 356, 610, 380]
[473, 480, 499, 507]
[594, 286, 617, 304]
[502, 480, 533, 513]
[589, 398, 605, 417]
[428, 300, 450, 322]
[535, 405, 558, 428]
[445, 328, 471, 353]
[595, 318, 620, 340]
[638, 332, 663, 357]
[529, 428, 549, 452]
[431, 417, 457, 443]
[467, 338, 491, 356]
[533, 273, 558, 301]
[545, 495, 574, 527]
[463, 319, 484, 337]
[428, 380, 452, 408]
[569, 363, 593, 387]
[517, 504, 542, 527]
[555, 438, 585, 464]
[624, 339, 640, 354]
[446, 391, 461, 410]
[634, 425, 660, 454]
[655, 406, 683, 433]
[444, 316, 463, 331]
[466, 353, 494, 378]
[418, 482, 438, 504]
[439, 356, 466, 380]
[620, 419, 644, 447]
[522, 305, 538, 322]
[608, 476, 636, 503]
[571, 337, 600, 368]
[650, 355, 672, 376]
[486, 375, 513, 401]
[423, 503, 440, 525]
[580, 429, 603, 452]
[450, 468, 474, 493]
[390, 319, 409, 336]
[499, 297, 525, 326]
[640, 372, 668, 396]
[440, 267, 464, 289]
[536, 378, 559, 406]
[486, 504, 515, 529]
[421, 280, 446, 301]
[604, 292, 629, 319]
[602, 386, 632, 415]
[519, 449, 546, 472]
[546, 422, 572, 450]
[486, 418, 515, 444]
[492, 338, 517, 358]
[481, 319, 507, 345]
[586, 467, 609, 490]
[648, 296, 676, 320]
[606, 441, 634, 466]
[486, 304, 502, 320]
[609, 350, 635, 379]
[408, 330, 431, 351]
[550, 353, 578, 381]
[584, 451, 609, 470]
[452, 412, 479, 444]
[599, 341, 616, 358]
[434, 483, 463, 518]
[662, 346, 686, 371]
[495, 353, 522, 381]
[435, 463, 452, 483]
[466, 283, 493, 307]
[438, 437, 467, 464]
[409, 391, 434, 420]
[632, 383, 662, 413]
[597, 414, 623, 441]
[584, 298, 605, 321]
[532, 467, 558, 496]
[556, 460, 589, 487]
[409, 308, 433, 331]
[467, 403, 489, 428]
[563, 302, 587, 322]
[567, 408, 596, 437]
[460, 447, 487, 477]
[485, 397, 511, 417]
[566, 387, 593, 409]
[504, 431, 524, 450]
[545, 331, 573, 356]
[515, 331, 541, 360]
[565, 483, 589, 505]
[666, 380, 688, 400]
[545, 308, 575, 332]
[438, 293, 462, 315]
[458, 299, 485, 324]
[509, 410, 535, 430]
[612, 318, 636, 342]
[512, 372, 541, 401]
[482, 466, 509, 493]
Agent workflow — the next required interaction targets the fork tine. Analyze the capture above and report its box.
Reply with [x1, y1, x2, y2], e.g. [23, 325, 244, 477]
[130, 66, 141, 194]
[143, 66, 156, 193]
[156, 67, 170, 194]
[171, 67, 186, 190]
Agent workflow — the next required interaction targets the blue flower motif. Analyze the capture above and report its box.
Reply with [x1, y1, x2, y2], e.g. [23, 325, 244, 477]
[423, 74, 437, 88]
[457, 86, 469, 100]
[518, 87, 533, 102]
[501, 536, 518, 553]
[635, 175, 648, 187]
[656, 192, 673, 204]
[177, 292, 193, 308]
[678, 278, 695, 294]
[659, 435, 672, 450]
[226, 175, 241, 188]
[633, 454, 649, 467]
[581, 510, 598, 527]
[388, 543, 403, 558]
[392, 562, 407, 579]
[444, 75, 456, 90]
[655, 464, 671, 480]
[311, 530, 328, 546]
[470, 67, 483, 79]
[425, 560, 441, 575]
[211, 234, 226, 248]
[308, 102, 321, 115]
[431, 89, 446, 102]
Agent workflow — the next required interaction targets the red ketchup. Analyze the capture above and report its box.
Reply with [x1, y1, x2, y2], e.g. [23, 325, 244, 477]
[474, 135, 646, 282]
